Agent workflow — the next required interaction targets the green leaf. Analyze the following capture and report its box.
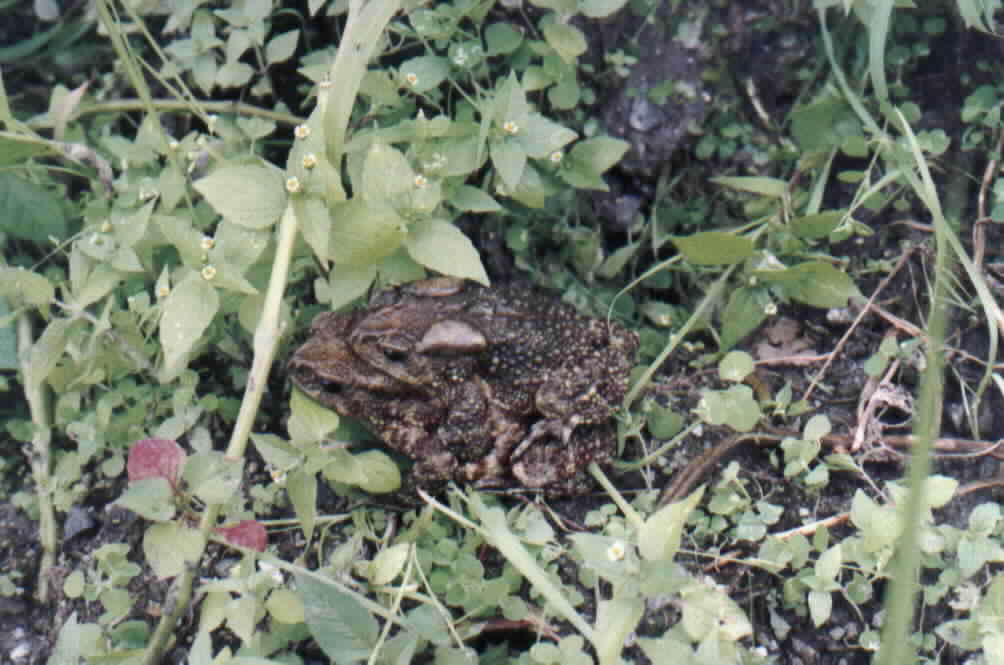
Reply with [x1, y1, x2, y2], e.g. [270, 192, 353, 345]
[399, 55, 450, 93]
[515, 113, 577, 159]
[639, 486, 705, 562]
[115, 477, 176, 522]
[0, 266, 54, 306]
[322, 262, 377, 309]
[322, 449, 402, 494]
[803, 414, 832, 441]
[25, 318, 74, 391]
[216, 61, 254, 88]
[184, 451, 242, 505]
[720, 287, 769, 351]
[594, 598, 644, 665]
[581, 0, 630, 17]
[756, 261, 862, 308]
[0, 135, 53, 166]
[808, 589, 832, 627]
[266, 29, 299, 64]
[790, 210, 847, 239]
[295, 195, 332, 264]
[561, 136, 629, 191]
[507, 161, 558, 208]
[490, 138, 527, 191]
[484, 22, 523, 55]
[815, 543, 842, 581]
[287, 468, 318, 542]
[672, 231, 755, 265]
[711, 175, 788, 198]
[405, 219, 489, 285]
[329, 198, 408, 265]
[369, 543, 410, 585]
[143, 522, 202, 579]
[542, 22, 587, 63]
[695, 385, 762, 432]
[0, 172, 68, 242]
[361, 143, 415, 202]
[448, 184, 501, 212]
[250, 433, 302, 472]
[159, 272, 220, 380]
[288, 386, 341, 445]
[267, 589, 306, 624]
[296, 573, 379, 663]
[193, 163, 287, 229]
[492, 71, 530, 129]
[718, 351, 754, 383]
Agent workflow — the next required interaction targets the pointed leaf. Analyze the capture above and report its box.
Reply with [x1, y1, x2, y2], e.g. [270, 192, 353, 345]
[159, 271, 219, 376]
[405, 219, 488, 285]
[143, 522, 202, 579]
[0, 172, 68, 242]
[193, 164, 287, 229]
[296, 573, 379, 663]
[639, 486, 705, 561]
[712, 176, 788, 198]
[329, 198, 408, 265]
[398, 55, 450, 93]
[673, 231, 755, 265]
[490, 139, 526, 191]
[756, 261, 862, 308]
[0, 266, 54, 306]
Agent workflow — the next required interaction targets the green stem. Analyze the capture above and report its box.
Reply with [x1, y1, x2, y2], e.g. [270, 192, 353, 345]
[25, 99, 304, 130]
[17, 316, 56, 602]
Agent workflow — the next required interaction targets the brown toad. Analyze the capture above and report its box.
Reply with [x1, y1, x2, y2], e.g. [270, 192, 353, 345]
[288, 278, 638, 493]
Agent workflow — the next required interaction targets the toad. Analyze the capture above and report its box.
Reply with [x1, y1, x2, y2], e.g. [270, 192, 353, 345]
[288, 278, 639, 493]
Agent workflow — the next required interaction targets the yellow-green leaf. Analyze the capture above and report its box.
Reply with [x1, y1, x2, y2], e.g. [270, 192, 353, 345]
[405, 219, 488, 285]
[672, 231, 755, 265]
[329, 198, 408, 265]
[194, 163, 287, 229]
[711, 175, 788, 198]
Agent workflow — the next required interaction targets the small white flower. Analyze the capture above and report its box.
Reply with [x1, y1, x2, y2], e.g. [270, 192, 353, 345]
[549, 151, 563, 164]
[413, 174, 428, 188]
[764, 302, 778, 316]
[286, 176, 302, 193]
[302, 153, 318, 169]
[294, 124, 311, 140]
[404, 72, 419, 87]
[607, 541, 626, 561]
[502, 120, 519, 135]
[200, 236, 214, 251]
[201, 265, 217, 281]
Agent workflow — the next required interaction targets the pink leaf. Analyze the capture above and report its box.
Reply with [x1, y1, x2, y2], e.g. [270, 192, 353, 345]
[127, 438, 186, 488]
[216, 520, 268, 552]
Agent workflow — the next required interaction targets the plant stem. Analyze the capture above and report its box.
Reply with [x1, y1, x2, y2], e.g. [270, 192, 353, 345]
[17, 315, 56, 602]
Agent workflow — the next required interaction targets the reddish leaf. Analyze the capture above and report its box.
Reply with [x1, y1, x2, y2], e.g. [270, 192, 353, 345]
[216, 520, 268, 552]
[127, 438, 186, 488]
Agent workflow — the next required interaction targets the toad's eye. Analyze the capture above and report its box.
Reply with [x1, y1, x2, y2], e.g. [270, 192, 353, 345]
[318, 377, 345, 395]
[382, 348, 408, 363]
